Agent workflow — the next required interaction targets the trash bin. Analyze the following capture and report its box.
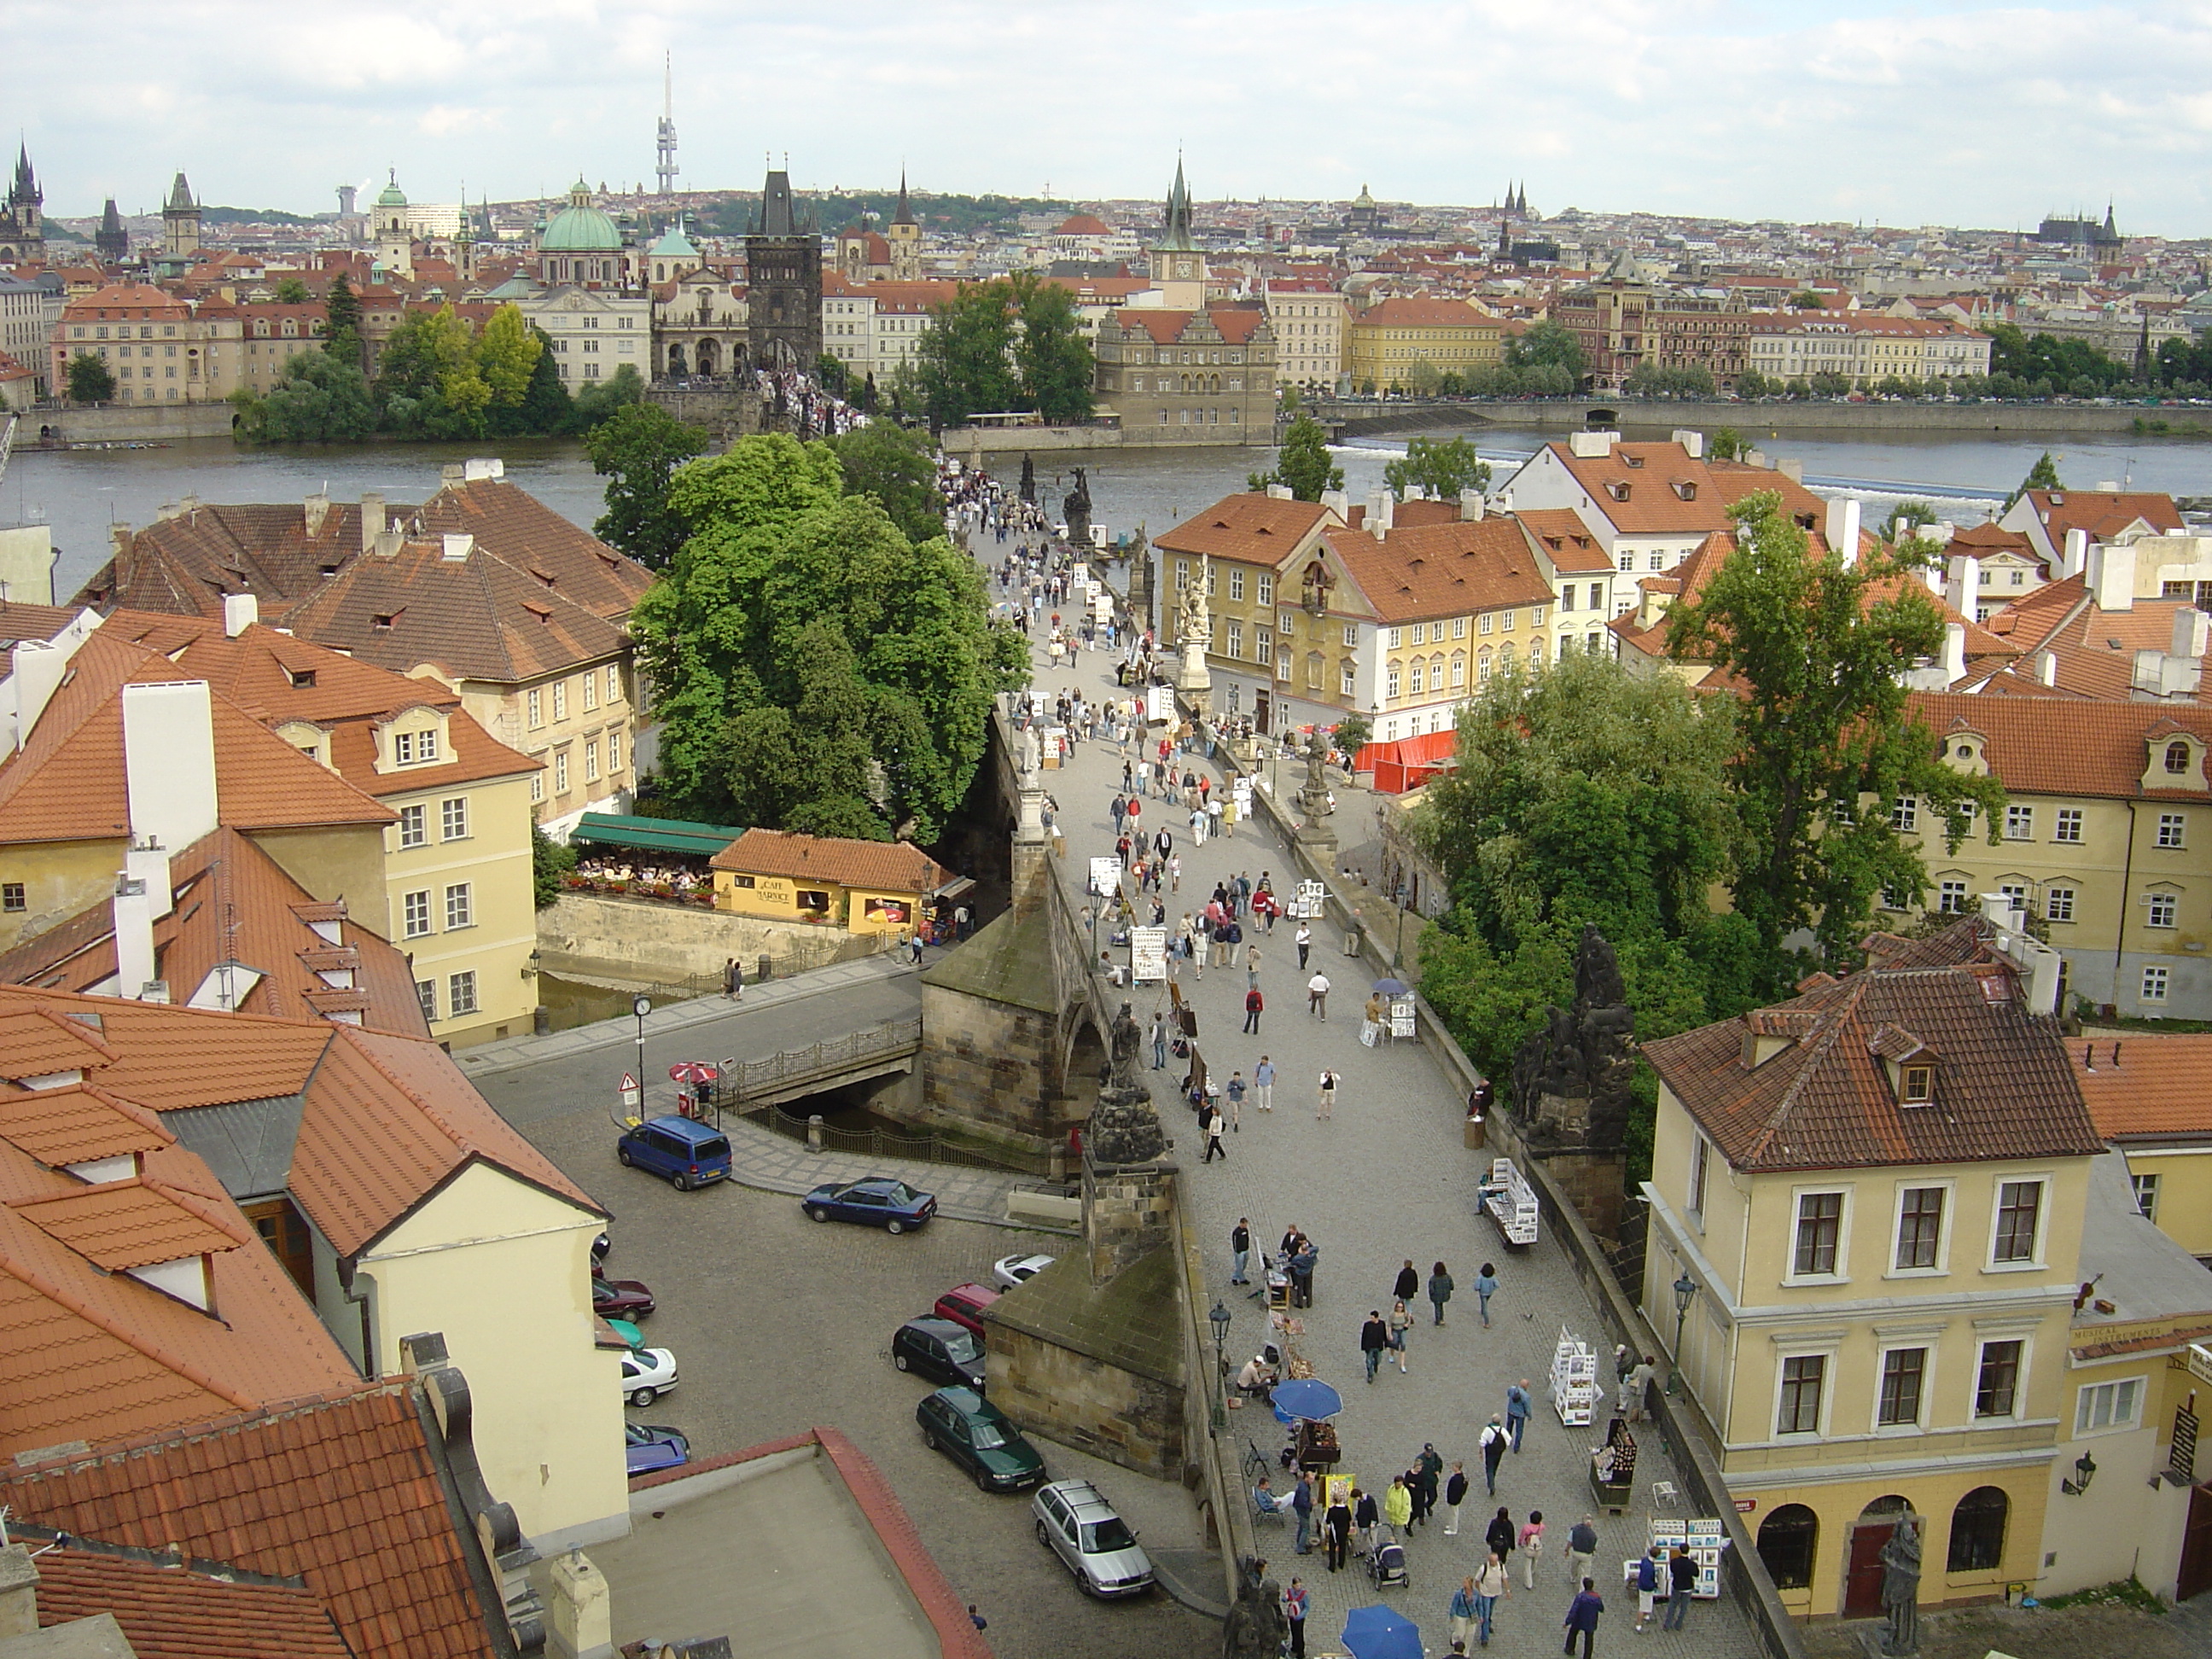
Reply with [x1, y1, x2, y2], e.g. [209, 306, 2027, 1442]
[1464, 1114, 1487, 1151]
[757, 954, 772, 985]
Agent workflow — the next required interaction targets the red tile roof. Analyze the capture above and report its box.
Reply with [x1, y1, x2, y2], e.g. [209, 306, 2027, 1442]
[709, 830, 955, 898]
[1323, 517, 1556, 624]
[1353, 296, 1498, 329]
[1104, 307, 1268, 346]
[13, 1177, 245, 1272]
[2022, 488, 2183, 545]
[1906, 691, 2212, 801]
[1516, 509, 1614, 573]
[1154, 492, 1336, 567]
[1644, 922, 2104, 1173]
[0, 1383, 503, 1658]
[0, 1085, 171, 1168]
[31, 1543, 352, 1659]
[2069, 1033, 2212, 1141]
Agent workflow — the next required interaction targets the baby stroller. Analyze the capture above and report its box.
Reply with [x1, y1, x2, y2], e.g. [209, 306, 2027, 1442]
[1362, 1523, 1410, 1591]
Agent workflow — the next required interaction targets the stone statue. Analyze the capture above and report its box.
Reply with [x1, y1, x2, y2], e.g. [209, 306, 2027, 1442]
[1089, 1002, 1165, 1165]
[1221, 1556, 1287, 1659]
[1179, 559, 1212, 649]
[1294, 729, 1334, 824]
[1062, 467, 1092, 550]
[1019, 452, 1036, 504]
[1878, 1514, 1922, 1656]
[1510, 924, 1637, 1151]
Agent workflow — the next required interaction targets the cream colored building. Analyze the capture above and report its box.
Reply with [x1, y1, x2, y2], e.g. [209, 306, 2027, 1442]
[1641, 911, 2104, 1618]
[1265, 282, 1347, 391]
[515, 284, 649, 388]
[1742, 311, 1990, 387]
[1345, 295, 1501, 393]
[51, 282, 243, 404]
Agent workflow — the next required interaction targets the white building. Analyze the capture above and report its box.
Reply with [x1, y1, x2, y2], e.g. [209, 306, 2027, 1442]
[1264, 281, 1347, 391]
[1742, 311, 1991, 386]
[515, 286, 649, 387]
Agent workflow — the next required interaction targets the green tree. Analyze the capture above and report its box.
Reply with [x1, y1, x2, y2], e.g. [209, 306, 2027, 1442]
[814, 352, 850, 398]
[272, 276, 311, 304]
[475, 304, 543, 412]
[1506, 318, 1586, 381]
[532, 824, 578, 908]
[515, 329, 574, 435]
[1009, 272, 1096, 422]
[831, 421, 945, 545]
[1882, 501, 1938, 542]
[1733, 370, 1773, 399]
[66, 353, 115, 404]
[234, 352, 375, 443]
[629, 433, 1027, 837]
[1248, 415, 1342, 500]
[1383, 434, 1491, 500]
[1623, 363, 1716, 399]
[913, 281, 1019, 429]
[1664, 492, 2007, 969]
[570, 362, 645, 431]
[375, 306, 488, 439]
[1807, 370, 1853, 398]
[1333, 712, 1371, 756]
[585, 402, 711, 570]
[1708, 426, 1750, 461]
[323, 272, 364, 370]
[2005, 451, 2062, 509]
[1790, 290, 1827, 310]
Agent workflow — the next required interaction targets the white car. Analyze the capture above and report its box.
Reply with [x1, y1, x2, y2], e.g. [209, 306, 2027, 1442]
[621, 1347, 679, 1407]
[992, 1253, 1057, 1290]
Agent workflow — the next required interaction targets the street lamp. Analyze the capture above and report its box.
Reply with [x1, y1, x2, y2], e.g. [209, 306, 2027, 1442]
[1208, 1299, 1231, 1434]
[2062, 1451, 2098, 1496]
[1668, 1271, 1699, 1396]
[632, 995, 651, 1109]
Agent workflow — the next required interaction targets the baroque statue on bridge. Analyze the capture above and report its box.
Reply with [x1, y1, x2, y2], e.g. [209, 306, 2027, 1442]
[1511, 924, 1636, 1152]
[1089, 1001, 1165, 1165]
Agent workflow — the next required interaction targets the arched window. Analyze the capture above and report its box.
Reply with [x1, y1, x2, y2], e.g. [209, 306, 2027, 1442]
[1756, 1504, 1818, 1591]
[2168, 740, 2192, 774]
[1946, 1487, 2008, 1573]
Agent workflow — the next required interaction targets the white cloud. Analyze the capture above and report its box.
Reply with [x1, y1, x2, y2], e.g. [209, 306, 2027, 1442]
[5, 0, 2209, 233]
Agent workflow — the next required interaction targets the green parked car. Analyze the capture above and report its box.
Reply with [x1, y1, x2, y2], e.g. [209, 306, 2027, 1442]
[917, 1387, 1045, 1492]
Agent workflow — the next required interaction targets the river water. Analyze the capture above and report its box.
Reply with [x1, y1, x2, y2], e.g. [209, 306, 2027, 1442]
[9, 422, 2212, 601]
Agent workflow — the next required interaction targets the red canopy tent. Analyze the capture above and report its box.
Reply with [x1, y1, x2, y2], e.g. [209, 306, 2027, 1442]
[1354, 729, 1458, 795]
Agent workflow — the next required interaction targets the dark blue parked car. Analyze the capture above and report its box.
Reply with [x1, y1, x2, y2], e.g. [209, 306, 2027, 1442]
[802, 1177, 937, 1233]
[624, 1421, 690, 1476]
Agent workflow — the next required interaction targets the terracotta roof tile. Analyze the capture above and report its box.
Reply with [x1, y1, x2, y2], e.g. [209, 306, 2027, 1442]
[1353, 296, 1499, 329]
[1516, 509, 1614, 573]
[13, 1178, 245, 1272]
[0, 1004, 119, 1080]
[1905, 691, 2212, 800]
[0, 1084, 172, 1167]
[412, 478, 650, 623]
[2069, 1033, 2212, 1141]
[2023, 489, 2183, 544]
[1644, 918, 2104, 1173]
[1153, 492, 1336, 567]
[1323, 517, 1555, 624]
[33, 1545, 352, 1659]
[1104, 307, 1267, 346]
[708, 829, 954, 898]
[0, 1384, 500, 1659]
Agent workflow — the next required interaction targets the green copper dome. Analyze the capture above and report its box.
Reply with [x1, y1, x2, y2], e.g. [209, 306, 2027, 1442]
[541, 178, 623, 252]
[375, 171, 408, 209]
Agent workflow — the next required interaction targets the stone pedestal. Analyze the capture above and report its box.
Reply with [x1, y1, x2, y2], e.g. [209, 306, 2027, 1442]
[1083, 1155, 1175, 1286]
[1539, 1150, 1629, 1248]
[1175, 642, 1212, 719]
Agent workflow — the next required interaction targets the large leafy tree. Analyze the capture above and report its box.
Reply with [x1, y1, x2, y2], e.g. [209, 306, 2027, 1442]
[1665, 491, 2006, 967]
[1009, 272, 1096, 422]
[234, 352, 375, 443]
[1249, 414, 1342, 500]
[375, 305, 490, 439]
[475, 304, 543, 410]
[1383, 435, 1490, 501]
[2005, 451, 2061, 509]
[629, 433, 1027, 840]
[1505, 318, 1586, 381]
[914, 282, 1020, 429]
[831, 421, 944, 544]
[65, 353, 115, 403]
[584, 402, 710, 569]
[571, 362, 645, 430]
[323, 272, 364, 369]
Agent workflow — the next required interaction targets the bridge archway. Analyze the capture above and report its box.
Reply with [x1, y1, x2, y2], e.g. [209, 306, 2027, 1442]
[1059, 1010, 1109, 1132]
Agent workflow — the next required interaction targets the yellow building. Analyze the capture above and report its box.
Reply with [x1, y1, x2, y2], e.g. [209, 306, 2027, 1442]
[2069, 1033, 2212, 1262]
[1898, 694, 2211, 1022]
[1345, 295, 1501, 393]
[50, 281, 243, 404]
[1641, 910, 2105, 1619]
[711, 829, 958, 935]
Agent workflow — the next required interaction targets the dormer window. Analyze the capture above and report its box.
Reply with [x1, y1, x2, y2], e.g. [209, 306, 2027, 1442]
[1609, 482, 1631, 502]
[392, 729, 439, 765]
[1674, 481, 1697, 501]
[288, 667, 316, 689]
[2168, 741, 2192, 774]
[1901, 1063, 1934, 1104]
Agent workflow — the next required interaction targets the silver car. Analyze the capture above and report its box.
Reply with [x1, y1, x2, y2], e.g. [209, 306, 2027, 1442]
[1032, 1478, 1154, 1598]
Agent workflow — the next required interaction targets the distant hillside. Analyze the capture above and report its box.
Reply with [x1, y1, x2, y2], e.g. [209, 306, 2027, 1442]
[690, 190, 1069, 240]
[201, 206, 327, 227]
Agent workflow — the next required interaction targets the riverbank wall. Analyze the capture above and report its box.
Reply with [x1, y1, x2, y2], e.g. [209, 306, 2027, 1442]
[22, 404, 238, 444]
[1324, 398, 2211, 442]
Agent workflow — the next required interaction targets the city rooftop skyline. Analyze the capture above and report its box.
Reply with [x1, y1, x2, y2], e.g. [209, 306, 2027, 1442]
[8, 1, 2209, 236]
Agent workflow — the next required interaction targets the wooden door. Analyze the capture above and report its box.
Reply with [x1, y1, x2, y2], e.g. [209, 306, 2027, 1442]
[1255, 689, 1271, 736]
[1844, 1522, 1891, 1619]
[2180, 1484, 2212, 1601]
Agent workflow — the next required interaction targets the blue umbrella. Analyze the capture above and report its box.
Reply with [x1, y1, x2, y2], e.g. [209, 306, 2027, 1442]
[1270, 1378, 1344, 1423]
[1342, 1604, 1423, 1659]
[1371, 978, 1411, 996]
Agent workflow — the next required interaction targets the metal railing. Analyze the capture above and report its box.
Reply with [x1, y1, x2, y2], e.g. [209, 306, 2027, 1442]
[745, 1094, 1053, 1176]
[719, 1017, 922, 1103]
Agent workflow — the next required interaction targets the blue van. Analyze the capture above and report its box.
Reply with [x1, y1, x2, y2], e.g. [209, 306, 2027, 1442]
[616, 1115, 731, 1191]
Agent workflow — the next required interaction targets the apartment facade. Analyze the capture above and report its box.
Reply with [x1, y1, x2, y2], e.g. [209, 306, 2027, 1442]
[1344, 295, 1501, 392]
[0, 273, 62, 397]
[515, 283, 650, 387]
[1092, 307, 1278, 445]
[1641, 914, 2104, 1619]
[1551, 272, 1751, 389]
[1743, 312, 1991, 386]
[50, 282, 244, 403]
[236, 300, 331, 395]
[1264, 280, 1347, 391]
[820, 274, 960, 387]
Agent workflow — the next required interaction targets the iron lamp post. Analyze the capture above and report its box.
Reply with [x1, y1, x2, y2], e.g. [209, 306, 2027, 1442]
[1668, 1271, 1699, 1396]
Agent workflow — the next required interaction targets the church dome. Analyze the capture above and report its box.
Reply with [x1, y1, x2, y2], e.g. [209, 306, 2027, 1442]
[375, 172, 408, 209]
[649, 221, 698, 259]
[541, 178, 624, 252]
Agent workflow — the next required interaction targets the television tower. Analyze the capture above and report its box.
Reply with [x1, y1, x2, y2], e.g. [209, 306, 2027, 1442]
[655, 53, 678, 196]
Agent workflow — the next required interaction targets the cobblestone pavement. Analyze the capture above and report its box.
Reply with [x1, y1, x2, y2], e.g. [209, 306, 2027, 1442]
[1019, 586, 1769, 1659]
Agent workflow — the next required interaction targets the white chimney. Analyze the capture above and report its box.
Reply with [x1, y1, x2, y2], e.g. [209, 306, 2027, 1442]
[223, 592, 259, 637]
[1777, 457, 1804, 483]
[1459, 488, 1485, 521]
[9, 638, 70, 754]
[360, 492, 387, 552]
[2036, 649, 2058, 687]
[1825, 498, 1862, 563]
[123, 682, 218, 854]
[2061, 526, 2089, 580]
[1671, 428, 1704, 459]
[1569, 430, 1619, 458]
[304, 489, 331, 538]
[440, 533, 474, 562]
[1492, 488, 1514, 515]
[125, 835, 173, 922]
[462, 457, 504, 482]
[112, 874, 160, 1002]
[2088, 538, 2137, 612]
[1266, 483, 1293, 500]
[2175, 605, 2209, 661]
[1940, 620, 1966, 686]
[1945, 554, 1980, 617]
[1367, 492, 1394, 539]
[1321, 488, 1350, 521]
[2097, 480, 2121, 492]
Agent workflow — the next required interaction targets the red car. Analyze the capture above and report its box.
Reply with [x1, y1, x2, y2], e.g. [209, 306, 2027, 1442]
[932, 1281, 1001, 1338]
[591, 1276, 656, 1320]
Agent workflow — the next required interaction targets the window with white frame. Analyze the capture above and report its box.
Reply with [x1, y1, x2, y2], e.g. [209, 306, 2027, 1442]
[552, 681, 568, 721]
[1257, 574, 1274, 607]
[445, 882, 473, 930]
[530, 766, 544, 804]
[402, 890, 431, 938]
[1973, 1338, 2023, 1418]
[1225, 621, 1243, 659]
[2044, 886, 2075, 923]
[1937, 878, 1969, 913]
[585, 740, 600, 783]
[391, 728, 439, 765]
[1891, 796, 1918, 832]
[1895, 1185, 1946, 1271]
[1689, 1136, 1709, 1219]
[1452, 615, 1468, 639]
[527, 688, 544, 729]
[2147, 891, 2179, 928]
[1876, 1347, 1927, 1428]
[2157, 812, 2186, 849]
[1387, 627, 1402, 650]
[1341, 661, 1357, 697]
[1991, 1180, 2044, 1265]
[582, 672, 597, 713]
[398, 804, 426, 849]
[606, 665, 621, 704]
[440, 797, 468, 841]
[2142, 964, 2170, 1002]
[555, 749, 570, 794]
[2054, 808, 2083, 842]
[1792, 1190, 1847, 1278]
[2074, 1376, 2144, 1435]
[447, 970, 479, 1017]
[1230, 568, 1245, 602]
[2131, 1170, 2159, 1222]
[1777, 1353, 1826, 1435]
[608, 728, 623, 773]
[416, 979, 438, 1023]
[2004, 805, 2034, 840]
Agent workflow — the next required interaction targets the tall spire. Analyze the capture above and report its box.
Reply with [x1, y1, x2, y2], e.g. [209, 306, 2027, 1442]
[10, 142, 38, 210]
[655, 50, 679, 195]
[893, 168, 916, 226]
[1159, 155, 1196, 252]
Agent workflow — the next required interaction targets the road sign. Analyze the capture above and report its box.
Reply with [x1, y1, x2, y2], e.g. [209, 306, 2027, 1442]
[619, 1072, 642, 1115]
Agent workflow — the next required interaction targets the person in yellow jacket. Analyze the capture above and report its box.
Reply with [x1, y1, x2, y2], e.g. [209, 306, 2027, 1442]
[1383, 1474, 1414, 1531]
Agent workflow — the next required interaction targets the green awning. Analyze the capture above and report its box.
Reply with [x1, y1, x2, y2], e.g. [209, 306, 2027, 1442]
[569, 812, 747, 858]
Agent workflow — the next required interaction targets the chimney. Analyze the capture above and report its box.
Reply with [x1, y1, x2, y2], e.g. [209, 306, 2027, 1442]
[1825, 497, 1863, 564]
[123, 681, 218, 853]
[1459, 488, 1485, 521]
[1745, 448, 1768, 469]
[1940, 620, 1966, 687]
[1367, 492, 1394, 539]
[110, 521, 134, 563]
[2035, 649, 2058, 687]
[1671, 428, 1704, 459]
[113, 873, 160, 1001]
[2088, 538, 2137, 612]
[0, 1545, 39, 1641]
[1777, 457, 1804, 483]
[360, 492, 387, 552]
[1569, 430, 1618, 458]
[2061, 526, 2088, 580]
[1320, 488, 1350, 521]
[2097, 480, 2121, 492]
[1944, 553, 1980, 616]
[9, 637, 71, 754]
[1266, 483, 1293, 500]
[223, 591, 258, 637]
[440, 533, 474, 562]
[1493, 488, 1513, 515]
[439, 463, 466, 487]
[126, 835, 174, 922]
[304, 488, 331, 537]
[2175, 605, 2209, 661]
[462, 457, 504, 482]
[374, 526, 404, 558]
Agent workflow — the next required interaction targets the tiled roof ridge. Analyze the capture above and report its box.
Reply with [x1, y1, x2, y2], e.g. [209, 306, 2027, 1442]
[136, 1171, 258, 1249]
[0, 1251, 259, 1415]
[8, 1378, 415, 1475]
[23, 1004, 123, 1064]
[0, 982, 349, 1044]
[1, 1080, 176, 1145]
[1742, 975, 1867, 1163]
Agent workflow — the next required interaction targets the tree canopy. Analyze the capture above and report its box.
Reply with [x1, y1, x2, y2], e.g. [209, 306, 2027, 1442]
[65, 352, 114, 404]
[1664, 490, 2006, 966]
[830, 421, 945, 545]
[2005, 451, 2062, 509]
[629, 433, 1029, 842]
[912, 275, 1096, 429]
[1384, 435, 1491, 501]
[1505, 319, 1586, 381]
[585, 402, 711, 570]
[232, 352, 376, 443]
[1249, 415, 1342, 500]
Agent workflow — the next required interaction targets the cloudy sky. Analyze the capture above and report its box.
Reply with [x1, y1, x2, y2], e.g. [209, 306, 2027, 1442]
[9, 1, 2210, 235]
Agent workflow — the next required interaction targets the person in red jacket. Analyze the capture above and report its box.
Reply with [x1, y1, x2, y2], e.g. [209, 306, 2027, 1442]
[1244, 986, 1264, 1033]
